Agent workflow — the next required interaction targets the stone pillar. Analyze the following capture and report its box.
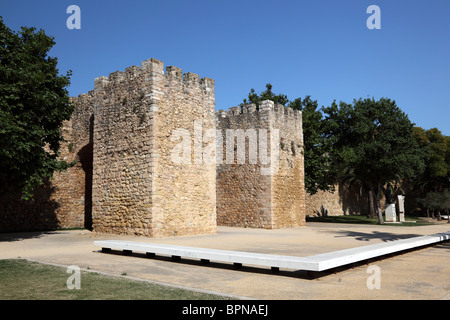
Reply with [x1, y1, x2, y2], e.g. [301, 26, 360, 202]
[385, 203, 397, 222]
[397, 195, 405, 222]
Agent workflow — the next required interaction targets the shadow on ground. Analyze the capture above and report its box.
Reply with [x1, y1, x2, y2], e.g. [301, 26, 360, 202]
[331, 230, 421, 242]
[92, 249, 325, 280]
[0, 230, 71, 242]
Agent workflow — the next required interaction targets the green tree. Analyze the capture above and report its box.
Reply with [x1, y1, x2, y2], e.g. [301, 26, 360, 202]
[412, 127, 449, 192]
[240, 85, 334, 194]
[241, 83, 289, 108]
[417, 190, 450, 221]
[445, 136, 450, 177]
[0, 18, 74, 200]
[323, 98, 425, 224]
[426, 128, 448, 186]
[288, 96, 334, 194]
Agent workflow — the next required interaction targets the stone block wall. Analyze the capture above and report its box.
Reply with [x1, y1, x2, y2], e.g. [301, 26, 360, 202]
[270, 102, 305, 228]
[305, 183, 371, 217]
[72, 58, 216, 237]
[216, 100, 305, 228]
[215, 103, 273, 228]
[0, 120, 87, 232]
[149, 61, 217, 237]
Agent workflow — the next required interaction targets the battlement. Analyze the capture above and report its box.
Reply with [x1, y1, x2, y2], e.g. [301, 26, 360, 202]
[90, 58, 215, 94]
[216, 100, 302, 123]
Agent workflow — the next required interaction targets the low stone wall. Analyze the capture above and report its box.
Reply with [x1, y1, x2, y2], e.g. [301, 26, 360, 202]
[0, 121, 88, 232]
[305, 183, 369, 217]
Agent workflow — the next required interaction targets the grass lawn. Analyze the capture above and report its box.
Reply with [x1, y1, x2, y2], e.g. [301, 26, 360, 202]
[306, 214, 436, 226]
[0, 259, 231, 300]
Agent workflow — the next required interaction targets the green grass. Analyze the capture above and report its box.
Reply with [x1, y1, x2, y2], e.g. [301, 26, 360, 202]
[306, 214, 435, 226]
[0, 259, 231, 300]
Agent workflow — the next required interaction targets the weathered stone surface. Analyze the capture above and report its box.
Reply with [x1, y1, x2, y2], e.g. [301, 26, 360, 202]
[0, 58, 309, 235]
[216, 101, 306, 228]
[78, 58, 217, 237]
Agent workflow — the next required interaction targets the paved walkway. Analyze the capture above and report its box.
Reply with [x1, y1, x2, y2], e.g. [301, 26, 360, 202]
[1, 222, 449, 300]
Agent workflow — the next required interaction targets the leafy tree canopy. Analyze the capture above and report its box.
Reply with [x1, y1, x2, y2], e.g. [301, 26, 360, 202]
[288, 96, 334, 194]
[241, 83, 289, 108]
[322, 97, 425, 223]
[0, 17, 74, 200]
[412, 127, 449, 191]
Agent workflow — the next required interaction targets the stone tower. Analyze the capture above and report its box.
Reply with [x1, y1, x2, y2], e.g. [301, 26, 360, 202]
[72, 58, 217, 237]
[215, 100, 306, 228]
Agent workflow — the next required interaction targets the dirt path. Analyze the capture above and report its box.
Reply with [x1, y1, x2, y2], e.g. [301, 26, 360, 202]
[1, 223, 449, 300]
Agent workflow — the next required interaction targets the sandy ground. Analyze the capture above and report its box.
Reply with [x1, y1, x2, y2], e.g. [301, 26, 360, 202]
[0, 222, 449, 300]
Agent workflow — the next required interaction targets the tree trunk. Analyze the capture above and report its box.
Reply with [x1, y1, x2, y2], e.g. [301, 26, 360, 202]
[426, 209, 430, 218]
[374, 191, 384, 225]
[368, 190, 376, 218]
[437, 210, 441, 221]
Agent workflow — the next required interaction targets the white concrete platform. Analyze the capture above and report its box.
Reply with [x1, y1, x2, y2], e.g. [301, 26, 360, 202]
[94, 231, 450, 272]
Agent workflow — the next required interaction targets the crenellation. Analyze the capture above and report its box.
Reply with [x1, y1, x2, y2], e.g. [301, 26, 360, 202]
[217, 109, 227, 118]
[94, 76, 109, 91]
[125, 65, 141, 80]
[259, 100, 274, 112]
[229, 106, 241, 115]
[109, 70, 126, 83]
[78, 92, 89, 100]
[274, 104, 284, 113]
[183, 72, 200, 84]
[284, 106, 293, 116]
[244, 104, 257, 113]
[142, 58, 164, 75]
[216, 101, 301, 128]
[165, 66, 183, 80]
[200, 77, 214, 88]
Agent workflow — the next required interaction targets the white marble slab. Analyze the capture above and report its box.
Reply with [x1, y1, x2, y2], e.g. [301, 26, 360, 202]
[94, 231, 450, 272]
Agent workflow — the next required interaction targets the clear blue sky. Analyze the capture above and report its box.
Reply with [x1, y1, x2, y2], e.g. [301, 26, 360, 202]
[1, 0, 449, 135]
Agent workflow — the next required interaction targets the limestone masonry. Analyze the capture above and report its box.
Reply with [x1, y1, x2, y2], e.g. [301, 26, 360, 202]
[0, 58, 306, 236]
[216, 101, 305, 228]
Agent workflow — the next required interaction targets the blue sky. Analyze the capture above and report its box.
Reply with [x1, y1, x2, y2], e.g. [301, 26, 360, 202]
[1, 0, 449, 135]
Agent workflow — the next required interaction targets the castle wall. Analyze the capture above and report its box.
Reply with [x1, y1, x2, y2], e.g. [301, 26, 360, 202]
[1, 57, 309, 235]
[0, 120, 87, 232]
[216, 100, 306, 228]
[305, 183, 376, 217]
[216, 104, 273, 228]
[48, 119, 89, 229]
[270, 102, 305, 228]
[149, 61, 217, 237]
[75, 58, 216, 237]
[86, 61, 155, 236]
